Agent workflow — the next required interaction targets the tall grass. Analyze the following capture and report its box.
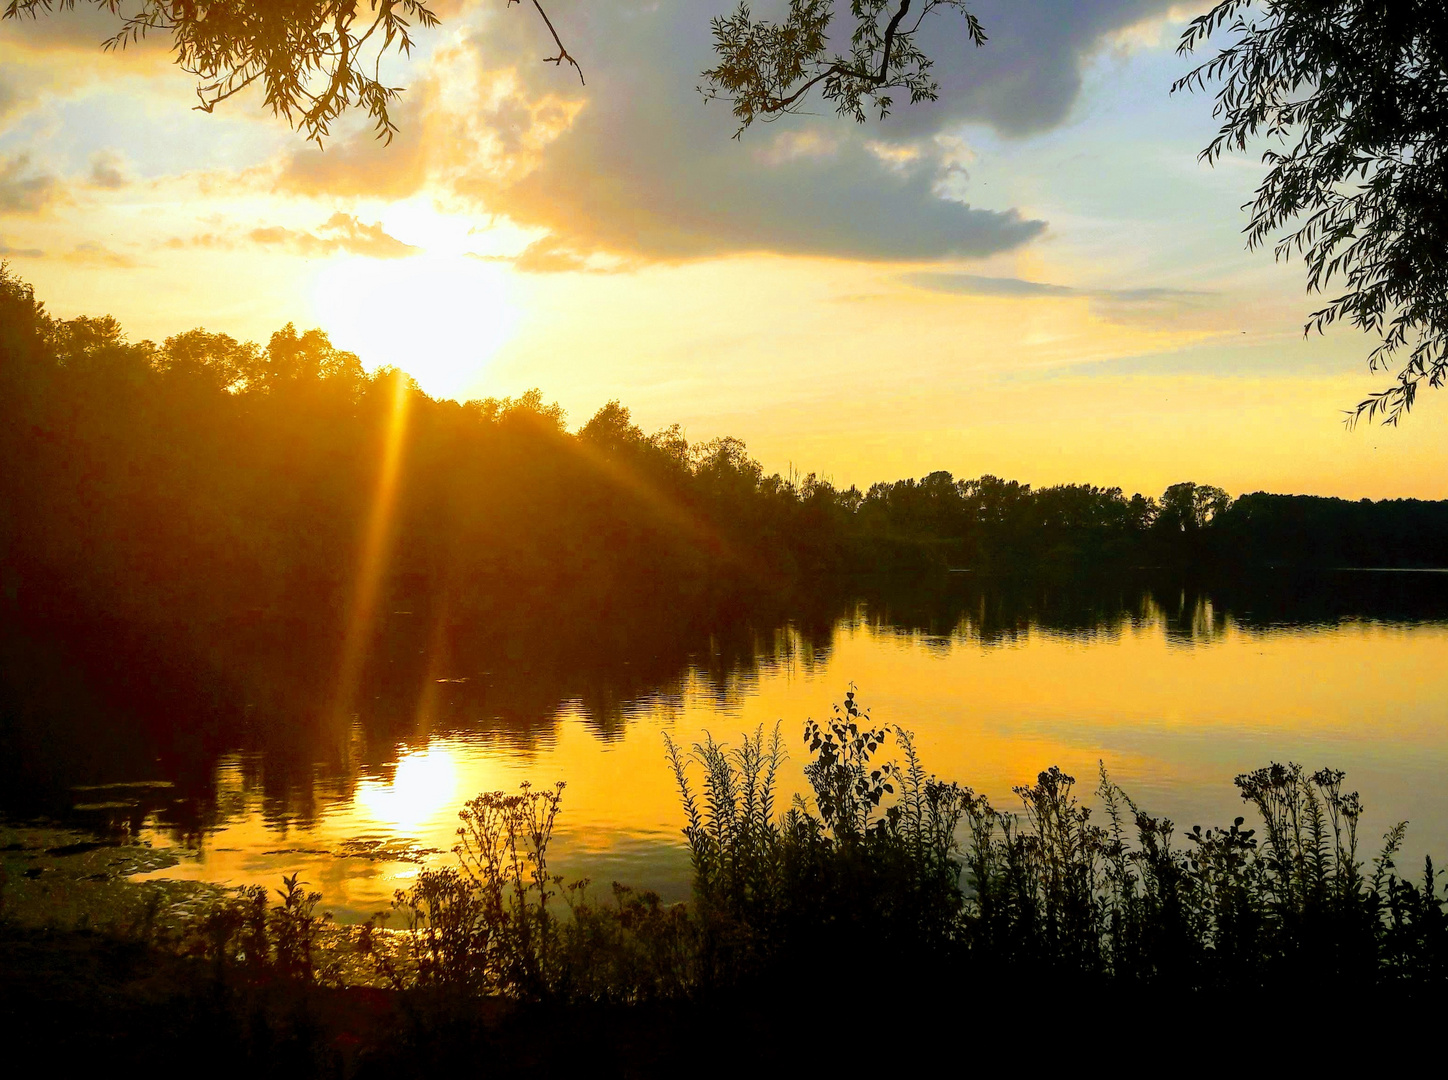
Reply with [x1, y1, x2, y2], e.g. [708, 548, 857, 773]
[663, 690, 1448, 994]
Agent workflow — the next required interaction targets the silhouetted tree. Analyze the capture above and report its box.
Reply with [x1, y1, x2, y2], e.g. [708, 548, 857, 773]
[1157, 482, 1229, 533]
[1177, 0, 1448, 423]
[0, 0, 579, 143]
[701, 0, 986, 134]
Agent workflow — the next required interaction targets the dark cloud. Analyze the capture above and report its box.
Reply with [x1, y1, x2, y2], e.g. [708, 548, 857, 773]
[0, 4, 170, 53]
[887, 0, 1183, 136]
[0, 154, 60, 214]
[247, 213, 419, 259]
[277, 0, 1181, 265]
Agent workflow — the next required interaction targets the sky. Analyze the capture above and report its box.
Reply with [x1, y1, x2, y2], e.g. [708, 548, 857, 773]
[1, 0, 1444, 500]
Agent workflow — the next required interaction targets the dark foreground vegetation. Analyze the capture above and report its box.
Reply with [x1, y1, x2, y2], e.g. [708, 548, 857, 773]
[7, 692, 1448, 1073]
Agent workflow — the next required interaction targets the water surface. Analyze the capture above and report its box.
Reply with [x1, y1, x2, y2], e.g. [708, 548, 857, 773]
[96, 573, 1448, 920]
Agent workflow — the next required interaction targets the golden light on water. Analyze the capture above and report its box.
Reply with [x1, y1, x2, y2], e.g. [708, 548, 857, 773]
[133, 614, 1448, 922]
[355, 746, 462, 834]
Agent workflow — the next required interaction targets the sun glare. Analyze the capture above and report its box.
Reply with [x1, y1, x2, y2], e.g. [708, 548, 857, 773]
[355, 745, 461, 834]
[314, 253, 519, 401]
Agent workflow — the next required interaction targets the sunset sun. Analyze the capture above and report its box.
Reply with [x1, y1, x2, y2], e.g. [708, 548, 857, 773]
[314, 253, 519, 401]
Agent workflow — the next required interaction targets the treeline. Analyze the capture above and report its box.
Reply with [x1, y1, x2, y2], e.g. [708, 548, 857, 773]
[2, 268, 1446, 694]
[0, 270, 839, 650]
[853, 472, 1448, 571]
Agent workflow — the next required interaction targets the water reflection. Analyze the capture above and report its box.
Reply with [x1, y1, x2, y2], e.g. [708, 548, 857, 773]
[11, 572, 1448, 920]
[355, 747, 462, 833]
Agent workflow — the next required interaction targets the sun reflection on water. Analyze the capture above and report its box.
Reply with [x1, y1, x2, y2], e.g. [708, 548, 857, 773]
[355, 745, 461, 835]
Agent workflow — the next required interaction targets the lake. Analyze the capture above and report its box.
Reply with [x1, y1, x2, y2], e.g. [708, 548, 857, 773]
[26, 571, 1448, 922]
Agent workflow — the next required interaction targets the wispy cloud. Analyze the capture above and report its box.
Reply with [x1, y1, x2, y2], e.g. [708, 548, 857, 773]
[902, 270, 1213, 329]
[0, 236, 43, 258]
[165, 213, 419, 259]
[247, 213, 420, 259]
[64, 241, 140, 268]
[903, 272, 1077, 298]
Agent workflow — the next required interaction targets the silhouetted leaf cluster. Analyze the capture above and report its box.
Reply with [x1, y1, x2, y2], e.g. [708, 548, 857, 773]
[1177, 0, 1448, 422]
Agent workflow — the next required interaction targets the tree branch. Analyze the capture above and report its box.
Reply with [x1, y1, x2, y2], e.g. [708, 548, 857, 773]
[512, 0, 584, 86]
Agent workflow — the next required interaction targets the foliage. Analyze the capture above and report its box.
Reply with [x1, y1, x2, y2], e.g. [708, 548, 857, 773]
[1176, 0, 1448, 423]
[199, 873, 329, 981]
[702, 0, 986, 135]
[383, 782, 566, 998]
[658, 690, 1448, 995]
[4, 264, 1448, 786]
[0, 0, 579, 143]
[372, 781, 694, 1003]
[666, 691, 969, 984]
[81, 688, 1448, 1008]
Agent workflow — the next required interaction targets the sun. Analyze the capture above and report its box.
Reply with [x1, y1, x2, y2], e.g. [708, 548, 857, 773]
[313, 252, 519, 401]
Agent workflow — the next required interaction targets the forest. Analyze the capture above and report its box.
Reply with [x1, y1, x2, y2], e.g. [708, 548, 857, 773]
[3, 266, 1444, 663]
[5, 266, 1447, 648]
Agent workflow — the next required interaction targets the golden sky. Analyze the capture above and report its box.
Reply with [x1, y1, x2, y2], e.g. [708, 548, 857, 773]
[1, 0, 1444, 499]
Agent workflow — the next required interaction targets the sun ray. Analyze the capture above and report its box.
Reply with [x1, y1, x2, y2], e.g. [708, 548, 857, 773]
[330, 370, 412, 724]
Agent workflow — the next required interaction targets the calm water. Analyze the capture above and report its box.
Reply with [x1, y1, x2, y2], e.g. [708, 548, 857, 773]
[59, 575, 1448, 920]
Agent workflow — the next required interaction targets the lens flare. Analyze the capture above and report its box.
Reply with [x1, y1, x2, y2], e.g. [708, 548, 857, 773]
[331, 371, 411, 723]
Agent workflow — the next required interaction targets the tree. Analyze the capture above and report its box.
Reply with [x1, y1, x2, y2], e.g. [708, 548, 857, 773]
[700, 0, 985, 136]
[1176, 0, 1448, 424]
[3, 1, 986, 144]
[1, 0, 581, 144]
[1157, 482, 1230, 533]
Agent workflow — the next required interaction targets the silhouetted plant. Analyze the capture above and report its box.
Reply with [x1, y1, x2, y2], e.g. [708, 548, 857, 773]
[270, 872, 326, 981]
[559, 882, 696, 1003]
[666, 691, 970, 983]
[386, 782, 566, 999]
[196, 876, 327, 983]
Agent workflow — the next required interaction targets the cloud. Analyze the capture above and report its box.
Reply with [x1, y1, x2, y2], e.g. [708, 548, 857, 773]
[0, 154, 60, 214]
[164, 231, 233, 250]
[887, 0, 1184, 136]
[269, 0, 1188, 267]
[88, 149, 130, 189]
[0, 237, 43, 258]
[1088, 286, 1215, 328]
[65, 241, 139, 268]
[0, 75, 24, 121]
[904, 272, 1076, 298]
[903, 270, 1211, 327]
[0, 4, 170, 55]
[246, 213, 420, 259]
[274, 6, 1046, 265]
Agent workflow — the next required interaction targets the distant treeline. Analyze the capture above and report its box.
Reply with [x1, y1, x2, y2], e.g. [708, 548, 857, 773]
[3, 268, 1446, 667]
